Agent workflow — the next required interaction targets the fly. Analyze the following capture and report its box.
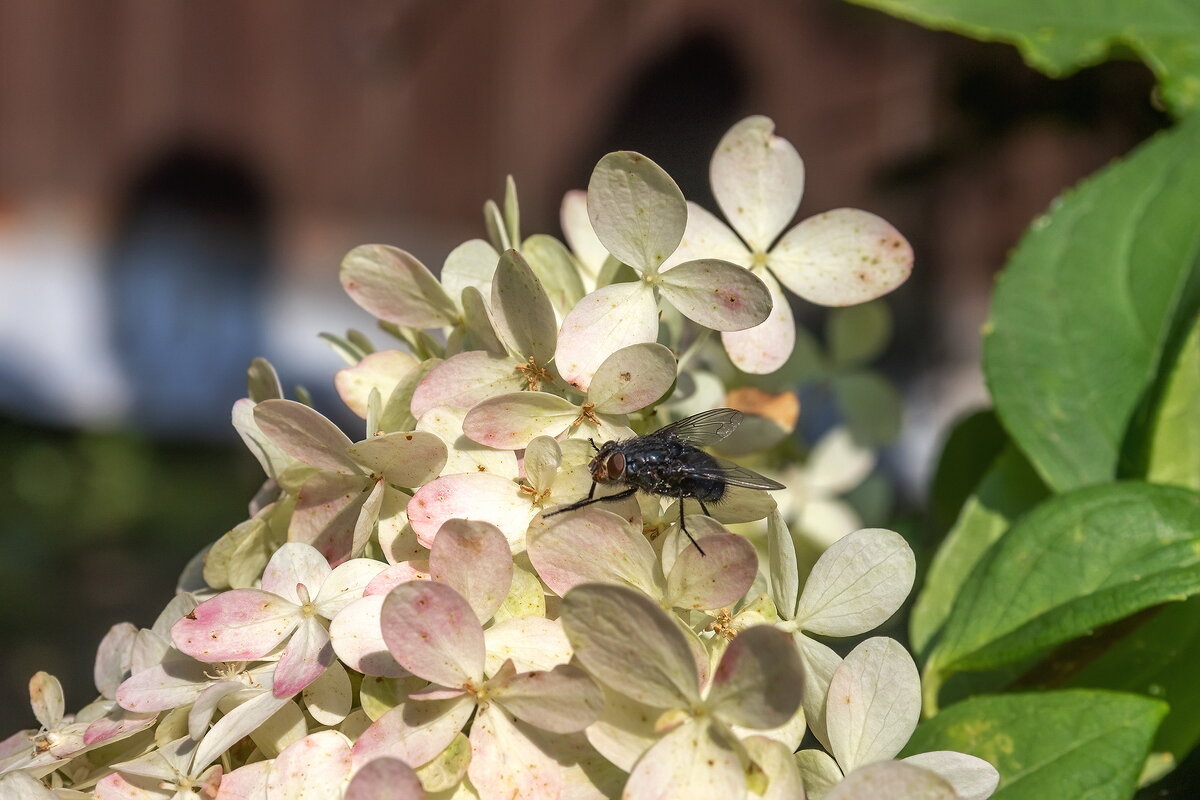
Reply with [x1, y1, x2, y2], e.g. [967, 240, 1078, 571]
[543, 408, 785, 555]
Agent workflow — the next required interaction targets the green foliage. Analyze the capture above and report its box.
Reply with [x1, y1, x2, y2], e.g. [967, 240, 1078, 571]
[903, 691, 1166, 800]
[846, 0, 1200, 115]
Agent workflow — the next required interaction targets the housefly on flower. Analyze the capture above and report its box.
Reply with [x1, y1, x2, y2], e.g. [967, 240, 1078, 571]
[543, 408, 784, 555]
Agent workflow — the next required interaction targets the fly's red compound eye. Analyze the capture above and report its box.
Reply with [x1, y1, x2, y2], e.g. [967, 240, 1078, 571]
[606, 452, 626, 479]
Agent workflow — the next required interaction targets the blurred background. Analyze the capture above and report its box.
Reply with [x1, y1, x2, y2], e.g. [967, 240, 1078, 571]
[0, 0, 1166, 733]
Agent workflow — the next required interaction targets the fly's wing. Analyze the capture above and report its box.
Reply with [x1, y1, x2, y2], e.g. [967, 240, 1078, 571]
[690, 457, 786, 491]
[652, 408, 744, 446]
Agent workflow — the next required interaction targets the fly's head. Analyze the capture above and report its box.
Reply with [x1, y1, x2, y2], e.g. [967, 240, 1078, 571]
[588, 440, 626, 484]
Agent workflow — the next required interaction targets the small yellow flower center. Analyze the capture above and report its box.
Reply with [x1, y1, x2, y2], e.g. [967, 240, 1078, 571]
[515, 357, 552, 391]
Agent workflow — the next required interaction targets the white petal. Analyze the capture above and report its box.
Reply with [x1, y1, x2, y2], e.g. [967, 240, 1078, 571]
[711, 116, 805, 252]
[407, 473, 536, 552]
[625, 719, 744, 800]
[560, 584, 699, 709]
[468, 704, 562, 800]
[766, 510, 800, 622]
[794, 633, 843, 750]
[769, 209, 912, 307]
[484, 616, 573, 674]
[347, 431, 448, 488]
[743, 735, 805, 800]
[794, 528, 915, 636]
[302, 660, 352, 726]
[254, 400, 360, 475]
[194, 692, 293, 770]
[340, 245, 457, 328]
[315, 558, 389, 617]
[826, 637, 921, 774]
[560, 189, 608, 277]
[901, 751, 1000, 800]
[587, 151, 686, 272]
[262, 543, 333, 604]
[554, 281, 659, 392]
[351, 696, 474, 771]
[806, 427, 876, 495]
[491, 249, 558, 365]
[417, 406, 518, 478]
[827, 761, 956, 800]
[794, 748, 843, 800]
[721, 268, 796, 374]
[335, 350, 421, 420]
[584, 687, 662, 772]
[586, 343, 677, 415]
[523, 435, 562, 493]
[661, 202, 751, 270]
[442, 239, 500, 307]
[491, 663, 603, 734]
[329, 596, 406, 678]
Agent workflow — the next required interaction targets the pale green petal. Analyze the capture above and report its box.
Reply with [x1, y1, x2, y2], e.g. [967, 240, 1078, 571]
[711, 116, 805, 252]
[587, 152, 686, 272]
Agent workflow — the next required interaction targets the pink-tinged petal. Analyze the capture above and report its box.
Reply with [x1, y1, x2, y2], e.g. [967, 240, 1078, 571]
[81, 706, 157, 747]
[770, 209, 913, 307]
[381, 582, 486, 688]
[330, 596, 407, 678]
[658, 515, 727, 577]
[267, 730, 352, 800]
[587, 151, 686, 272]
[706, 626, 803, 730]
[483, 617, 572, 675]
[826, 637, 920, 774]
[302, 660, 352, 726]
[794, 634, 843, 750]
[315, 558, 389, 617]
[253, 400, 361, 475]
[194, 692, 293, 770]
[901, 752, 1000, 800]
[366, 563, 430, 596]
[289, 473, 371, 568]
[172, 590, 298, 662]
[554, 281, 659, 392]
[743, 736, 805, 800]
[664, 533, 758, 611]
[794, 528, 915, 637]
[657, 259, 771, 332]
[586, 343, 676, 415]
[625, 718, 743, 800]
[216, 760, 271, 800]
[262, 543, 333, 603]
[429, 520, 514, 623]
[560, 189, 607, 278]
[95, 622, 137, 700]
[95, 772, 159, 799]
[469, 704, 562, 800]
[827, 761, 956, 800]
[410, 351, 525, 419]
[491, 249, 558, 365]
[442, 238, 500, 308]
[345, 757, 426, 800]
[116, 652, 211, 712]
[407, 473, 535, 551]
[351, 696, 474, 770]
[491, 664, 602, 734]
[340, 245, 457, 329]
[30, 672, 64, 729]
[347, 431, 448, 488]
[336, 350, 421, 420]
[233, 398, 294, 483]
[417, 406, 518, 478]
[528, 506, 658, 598]
[711, 115, 805, 252]
[273, 617, 335, 698]
[585, 688, 661, 771]
[561, 584, 699, 708]
[661, 202, 752, 270]
[462, 391, 577, 449]
[721, 268, 796, 374]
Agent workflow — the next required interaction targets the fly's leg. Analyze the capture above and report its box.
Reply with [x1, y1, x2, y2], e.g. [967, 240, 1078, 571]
[698, 499, 713, 518]
[678, 498, 707, 557]
[543, 485, 637, 517]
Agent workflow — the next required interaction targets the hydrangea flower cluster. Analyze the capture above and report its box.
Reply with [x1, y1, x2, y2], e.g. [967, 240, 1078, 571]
[0, 117, 997, 800]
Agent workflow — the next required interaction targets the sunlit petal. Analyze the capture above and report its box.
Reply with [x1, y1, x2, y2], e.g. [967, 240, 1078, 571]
[711, 116, 805, 252]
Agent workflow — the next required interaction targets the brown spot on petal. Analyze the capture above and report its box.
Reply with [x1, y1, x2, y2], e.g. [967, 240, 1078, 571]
[405, 434, 413, 441]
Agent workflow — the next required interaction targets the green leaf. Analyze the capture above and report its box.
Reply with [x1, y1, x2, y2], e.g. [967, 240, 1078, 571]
[911, 445, 1048, 658]
[927, 410, 1008, 538]
[902, 691, 1166, 800]
[847, 0, 1200, 115]
[1067, 596, 1200, 767]
[925, 483, 1200, 698]
[1139, 312, 1200, 490]
[982, 116, 1200, 492]
[827, 301, 892, 368]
